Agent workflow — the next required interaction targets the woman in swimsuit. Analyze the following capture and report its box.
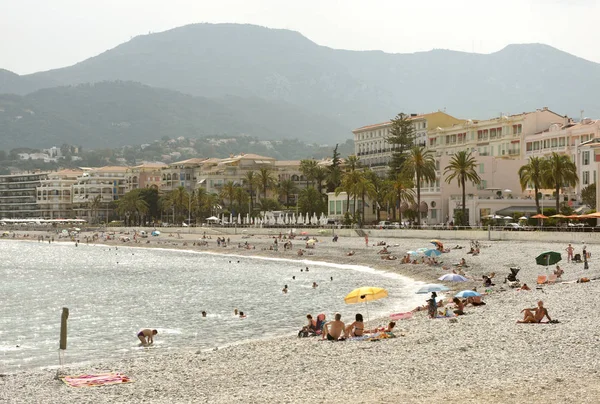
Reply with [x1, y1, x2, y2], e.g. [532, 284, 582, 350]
[345, 313, 364, 337]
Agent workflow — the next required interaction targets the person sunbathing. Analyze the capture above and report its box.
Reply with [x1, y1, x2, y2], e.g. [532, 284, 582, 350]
[520, 283, 531, 291]
[385, 255, 397, 260]
[345, 313, 365, 337]
[517, 301, 551, 323]
[554, 265, 564, 278]
[453, 297, 465, 315]
[465, 296, 486, 306]
[368, 321, 396, 334]
[346, 250, 355, 256]
[378, 247, 389, 254]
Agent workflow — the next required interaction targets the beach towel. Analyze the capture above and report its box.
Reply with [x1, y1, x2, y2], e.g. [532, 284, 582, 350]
[61, 373, 132, 388]
[390, 312, 413, 321]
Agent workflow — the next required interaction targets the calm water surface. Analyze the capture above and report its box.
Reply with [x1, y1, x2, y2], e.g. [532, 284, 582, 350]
[0, 240, 422, 372]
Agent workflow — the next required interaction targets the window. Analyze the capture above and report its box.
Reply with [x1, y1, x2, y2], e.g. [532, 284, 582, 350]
[329, 201, 334, 214]
[559, 137, 565, 147]
[497, 127, 502, 136]
[490, 128, 496, 138]
[526, 143, 532, 152]
[583, 171, 590, 185]
[479, 163, 485, 174]
[583, 151, 590, 165]
[431, 209, 437, 219]
[512, 124, 522, 135]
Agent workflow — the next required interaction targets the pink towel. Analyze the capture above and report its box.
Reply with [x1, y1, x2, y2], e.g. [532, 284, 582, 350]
[62, 373, 132, 387]
[390, 312, 413, 321]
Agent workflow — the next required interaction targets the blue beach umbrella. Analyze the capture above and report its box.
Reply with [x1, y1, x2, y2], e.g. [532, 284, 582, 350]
[417, 247, 429, 253]
[455, 290, 481, 298]
[416, 284, 450, 294]
[407, 250, 419, 256]
[424, 249, 442, 257]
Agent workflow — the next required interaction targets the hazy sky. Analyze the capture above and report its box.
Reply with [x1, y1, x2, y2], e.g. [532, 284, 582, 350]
[1, 0, 598, 74]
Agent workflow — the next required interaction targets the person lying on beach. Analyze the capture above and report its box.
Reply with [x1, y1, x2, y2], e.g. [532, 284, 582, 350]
[323, 313, 346, 341]
[465, 296, 486, 306]
[347, 250, 355, 256]
[378, 247, 389, 254]
[137, 329, 157, 345]
[367, 321, 396, 334]
[520, 283, 531, 291]
[517, 301, 551, 323]
[384, 255, 397, 261]
[345, 313, 365, 337]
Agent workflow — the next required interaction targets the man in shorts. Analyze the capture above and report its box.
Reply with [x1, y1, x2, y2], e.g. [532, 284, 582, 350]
[323, 313, 345, 341]
[137, 329, 158, 345]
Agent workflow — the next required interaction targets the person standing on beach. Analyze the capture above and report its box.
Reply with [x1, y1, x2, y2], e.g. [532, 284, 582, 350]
[365, 234, 369, 247]
[566, 244, 574, 262]
[137, 329, 157, 345]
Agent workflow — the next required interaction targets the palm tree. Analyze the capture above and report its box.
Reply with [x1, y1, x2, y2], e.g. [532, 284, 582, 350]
[353, 170, 377, 226]
[243, 171, 258, 213]
[313, 166, 328, 195]
[89, 195, 102, 224]
[336, 169, 363, 216]
[544, 152, 579, 212]
[299, 159, 318, 188]
[233, 186, 249, 214]
[278, 179, 298, 207]
[444, 151, 481, 226]
[257, 167, 276, 200]
[117, 190, 149, 226]
[389, 173, 415, 225]
[219, 181, 237, 211]
[403, 146, 437, 226]
[518, 157, 545, 214]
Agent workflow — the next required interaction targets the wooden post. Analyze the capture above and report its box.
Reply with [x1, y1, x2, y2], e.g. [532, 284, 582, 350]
[59, 307, 69, 350]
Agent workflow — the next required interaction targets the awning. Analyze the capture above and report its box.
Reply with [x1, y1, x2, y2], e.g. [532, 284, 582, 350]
[496, 206, 539, 215]
[197, 179, 206, 184]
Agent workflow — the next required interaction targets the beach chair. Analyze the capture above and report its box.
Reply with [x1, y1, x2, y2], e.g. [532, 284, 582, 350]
[505, 267, 520, 283]
[548, 274, 558, 284]
[537, 275, 548, 285]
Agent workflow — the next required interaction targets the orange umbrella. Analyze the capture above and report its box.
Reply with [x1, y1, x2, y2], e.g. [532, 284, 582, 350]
[566, 214, 584, 219]
[531, 214, 548, 219]
[581, 212, 600, 219]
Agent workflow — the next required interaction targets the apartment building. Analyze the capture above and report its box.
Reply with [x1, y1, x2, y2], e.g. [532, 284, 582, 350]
[72, 166, 133, 222]
[197, 154, 276, 195]
[37, 169, 83, 219]
[128, 163, 168, 190]
[161, 158, 206, 192]
[353, 111, 464, 174]
[0, 172, 48, 218]
[428, 107, 565, 159]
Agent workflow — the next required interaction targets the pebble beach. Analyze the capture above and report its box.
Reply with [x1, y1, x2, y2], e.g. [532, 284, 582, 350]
[2, 228, 600, 403]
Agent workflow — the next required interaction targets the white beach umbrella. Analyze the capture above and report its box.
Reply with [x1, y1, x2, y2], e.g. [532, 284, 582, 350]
[237, 213, 241, 224]
[229, 213, 233, 224]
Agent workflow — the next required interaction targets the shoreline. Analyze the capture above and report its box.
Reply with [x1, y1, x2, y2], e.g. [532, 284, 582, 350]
[3, 231, 600, 403]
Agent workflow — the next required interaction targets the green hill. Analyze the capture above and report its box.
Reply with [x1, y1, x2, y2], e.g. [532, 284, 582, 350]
[0, 81, 348, 150]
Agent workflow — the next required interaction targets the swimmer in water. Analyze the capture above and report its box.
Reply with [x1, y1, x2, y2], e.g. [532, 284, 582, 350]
[201, 311, 207, 317]
[282, 285, 288, 293]
[239, 311, 246, 318]
[292, 276, 296, 280]
[312, 282, 318, 288]
[234, 308, 239, 316]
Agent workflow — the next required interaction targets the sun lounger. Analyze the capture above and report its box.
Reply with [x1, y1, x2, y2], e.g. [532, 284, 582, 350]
[537, 275, 548, 285]
[548, 274, 558, 284]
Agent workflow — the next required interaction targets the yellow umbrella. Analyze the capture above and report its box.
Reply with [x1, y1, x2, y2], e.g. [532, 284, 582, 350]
[344, 287, 388, 304]
[344, 287, 388, 322]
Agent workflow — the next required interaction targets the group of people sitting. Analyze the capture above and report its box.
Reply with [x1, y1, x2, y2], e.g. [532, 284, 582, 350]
[298, 313, 396, 341]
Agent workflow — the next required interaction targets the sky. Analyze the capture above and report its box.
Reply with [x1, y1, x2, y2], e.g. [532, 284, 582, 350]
[1, 0, 599, 74]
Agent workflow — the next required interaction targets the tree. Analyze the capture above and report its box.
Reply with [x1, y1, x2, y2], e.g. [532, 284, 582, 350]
[518, 157, 545, 214]
[233, 186, 250, 215]
[298, 187, 327, 216]
[388, 173, 415, 225]
[364, 170, 385, 221]
[313, 166, 328, 195]
[117, 189, 149, 226]
[386, 113, 416, 175]
[581, 183, 596, 209]
[543, 152, 579, 212]
[278, 179, 298, 207]
[257, 167, 276, 200]
[88, 195, 102, 223]
[219, 181, 237, 211]
[403, 146, 436, 225]
[299, 159, 318, 188]
[444, 151, 481, 226]
[353, 170, 377, 226]
[243, 171, 258, 213]
[326, 144, 342, 192]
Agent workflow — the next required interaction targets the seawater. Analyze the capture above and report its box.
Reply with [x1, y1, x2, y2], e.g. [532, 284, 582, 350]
[0, 240, 423, 372]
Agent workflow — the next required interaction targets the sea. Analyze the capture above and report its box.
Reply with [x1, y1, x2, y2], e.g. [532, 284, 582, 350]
[0, 240, 423, 373]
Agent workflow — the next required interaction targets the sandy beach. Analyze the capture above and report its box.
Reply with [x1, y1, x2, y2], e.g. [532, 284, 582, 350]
[2, 228, 600, 403]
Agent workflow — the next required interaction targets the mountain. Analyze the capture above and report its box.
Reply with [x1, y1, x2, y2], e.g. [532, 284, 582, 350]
[2, 23, 600, 143]
[0, 81, 348, 150]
